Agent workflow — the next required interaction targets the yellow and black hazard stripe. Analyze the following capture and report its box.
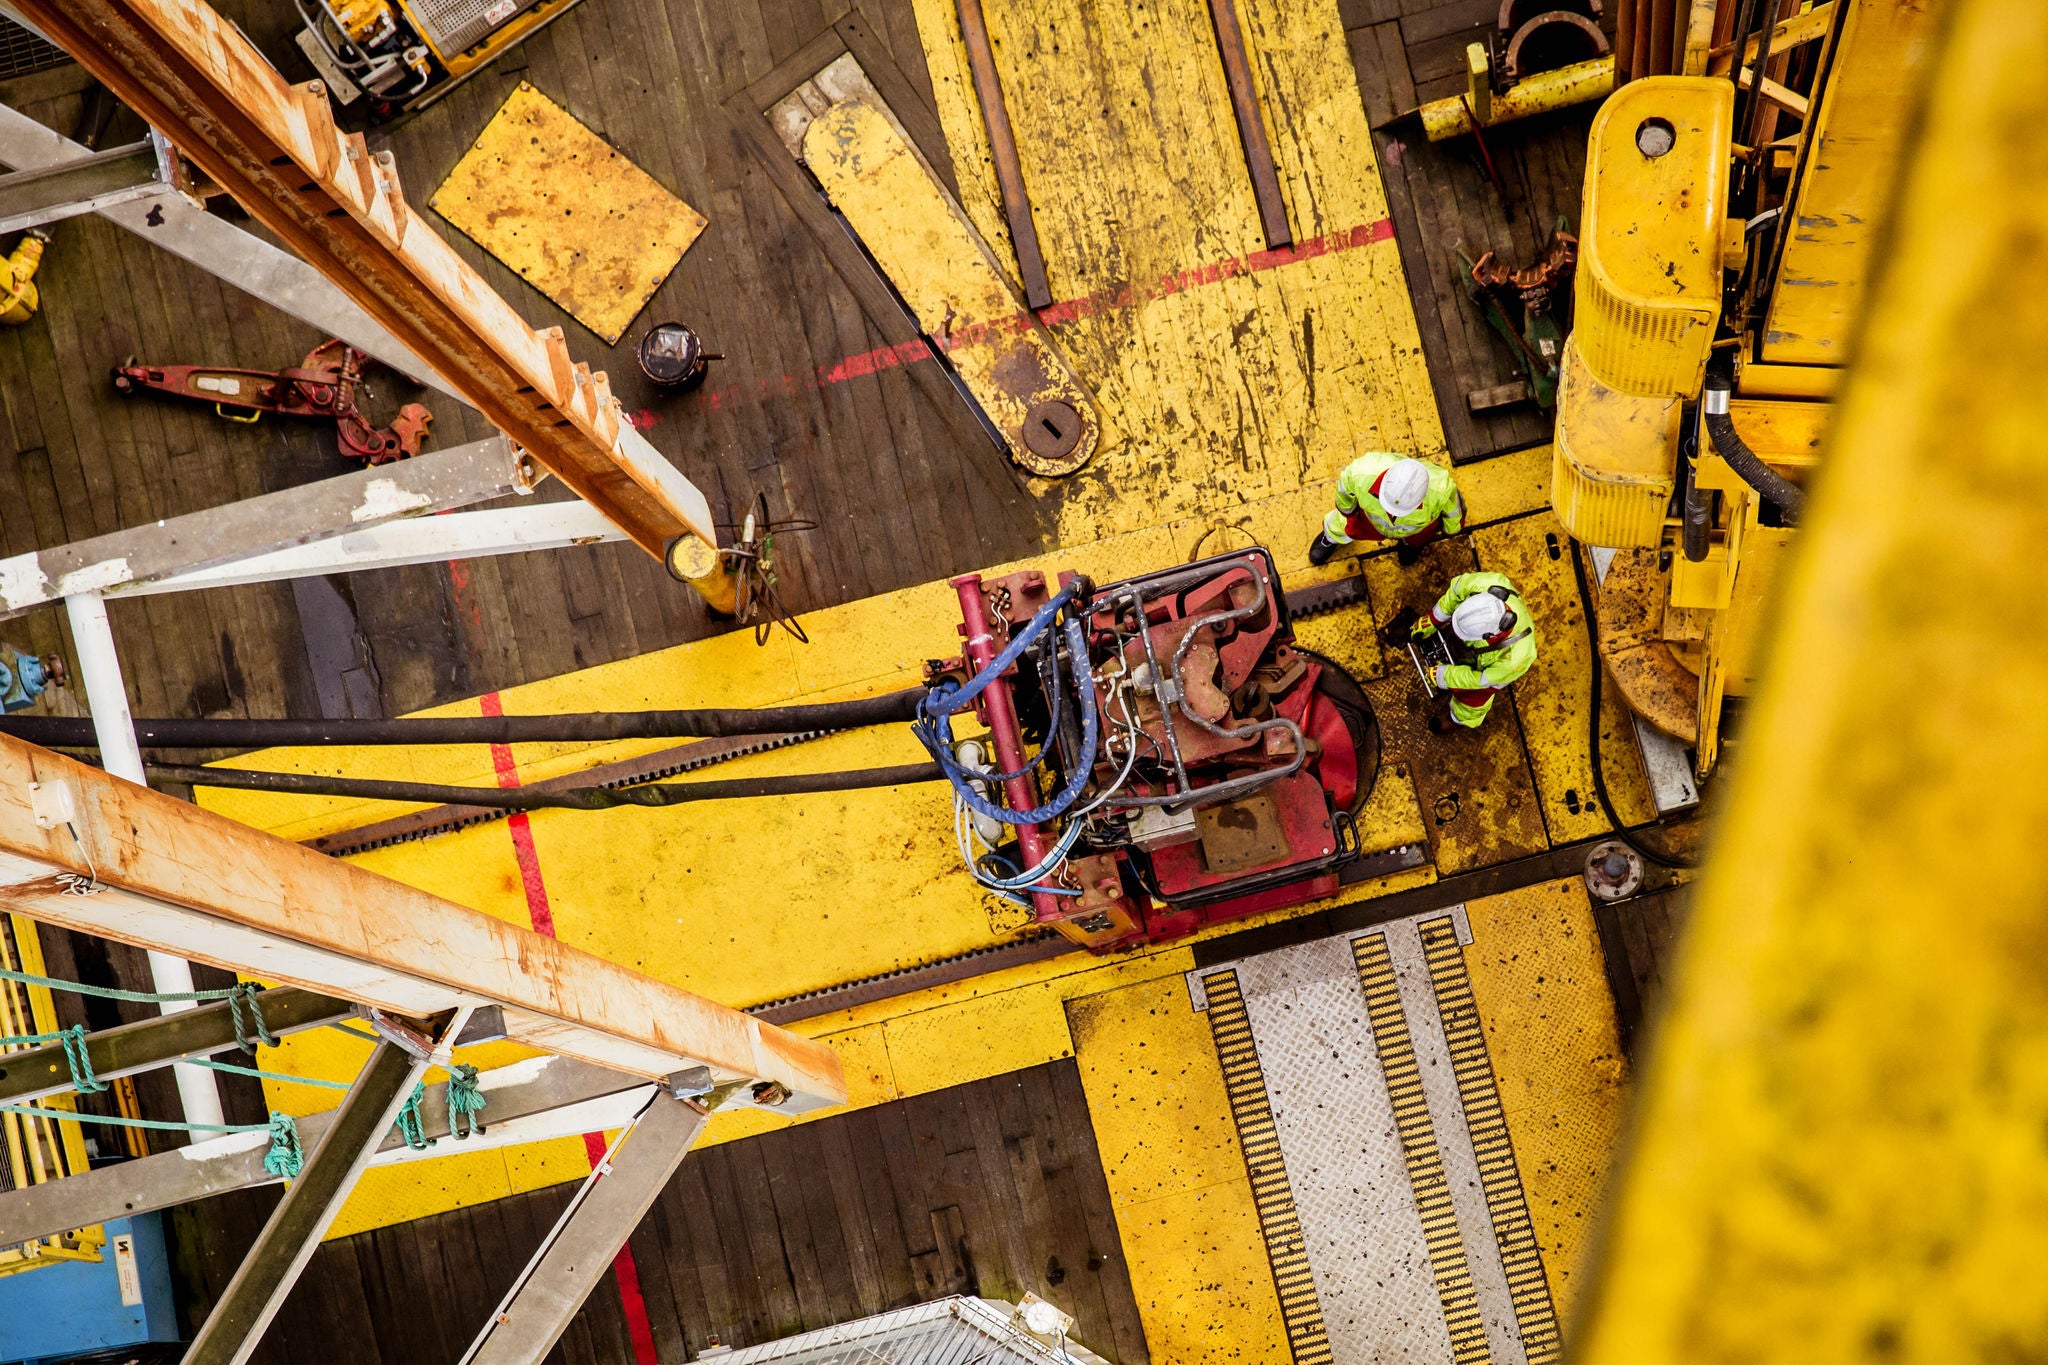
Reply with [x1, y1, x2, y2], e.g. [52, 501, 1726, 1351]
[1352, 933, 1491, 1365]
[1420, 917, 1563, 1364]
[1201, 969, 1333, 1365]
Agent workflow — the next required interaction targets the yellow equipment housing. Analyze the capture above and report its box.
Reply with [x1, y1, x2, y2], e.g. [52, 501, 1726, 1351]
[0, 232, 46, 327]
[1572, 76, 1734, 400]
[1553, 0, 1941, 775]
[392, 0, 584, 81]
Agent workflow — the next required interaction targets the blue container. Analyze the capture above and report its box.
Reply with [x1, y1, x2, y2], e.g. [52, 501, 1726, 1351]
[0, 1214, 180, 1363]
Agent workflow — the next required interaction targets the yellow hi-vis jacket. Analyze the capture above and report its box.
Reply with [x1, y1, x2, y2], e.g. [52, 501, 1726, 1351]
[1323, 452, 1465, 543]
[1426, 571, 1538, 707]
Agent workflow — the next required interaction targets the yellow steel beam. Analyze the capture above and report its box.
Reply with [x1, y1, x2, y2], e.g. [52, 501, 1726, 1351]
[16, 0, 725, 576]
[1574, 0, 2048, 1357]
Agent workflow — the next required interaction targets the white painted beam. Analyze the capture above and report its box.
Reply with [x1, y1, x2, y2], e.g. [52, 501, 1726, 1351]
[115, 499, 626, 595]
[0, 435, 531, 618]
[61, 591, 225, 1128]
[0, 100, 466, 402]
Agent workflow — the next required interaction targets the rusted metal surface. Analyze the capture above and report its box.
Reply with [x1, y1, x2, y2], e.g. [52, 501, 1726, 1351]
[1207, 0, 1293, 249]
[1596, 548, 1701, 744]
[1499, 0, 1604, 33]
[1021, 398, 1083, 461]
[429, 83, 707, 346]
[953, 0, 1052, 310]
[16, 0, 719, 563]
[1505, 11, 1613, 78]
[747, 932, 1079, 1024]
[111, 339, 432, 464]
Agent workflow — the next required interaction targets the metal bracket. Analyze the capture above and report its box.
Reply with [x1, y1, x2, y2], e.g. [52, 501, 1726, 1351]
[662, 1065, 714, 1099]
[451, 1005, 508, 1048]
[350, 1005, 441, 1061]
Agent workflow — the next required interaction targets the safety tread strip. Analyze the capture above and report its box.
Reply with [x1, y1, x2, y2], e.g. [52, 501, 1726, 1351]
[1351, 933, 1491, 1365]
[1420, 917, 1564, 1364]
[1200, 969, 1333, 1365]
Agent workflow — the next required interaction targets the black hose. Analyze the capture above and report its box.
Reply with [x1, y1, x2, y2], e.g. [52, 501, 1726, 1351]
[1702, 372, 1805, 523]
[1566, 541, 1701, 870]
[149, 762, 946, 811]
[0, 688, 930, 751]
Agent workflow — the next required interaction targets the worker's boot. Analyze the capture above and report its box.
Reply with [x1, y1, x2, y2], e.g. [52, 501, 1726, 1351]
[1427, 708, 1463, 736]
[1395, 541, 1422, 568]
[1307, 530, 1341, 567]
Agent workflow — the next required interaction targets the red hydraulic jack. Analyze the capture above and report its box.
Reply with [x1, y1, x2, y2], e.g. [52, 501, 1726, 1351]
[111, 340, 432, 464]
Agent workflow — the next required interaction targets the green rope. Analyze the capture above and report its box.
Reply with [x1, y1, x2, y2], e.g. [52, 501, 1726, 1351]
[262, 1112, 305, 1181]
[2, 1102, 307, 1183]
[226, 982, 276, 1052]
[194, 1058, 351, 1090]
[57, 1024, 106, 1095]
[447, 1064, 486, 1139]
[0, 1025, 109, 1094]
[392, 1081, 436, 1151]
[0, 1102, 259, 1134]
[0, 964, 236, 1005]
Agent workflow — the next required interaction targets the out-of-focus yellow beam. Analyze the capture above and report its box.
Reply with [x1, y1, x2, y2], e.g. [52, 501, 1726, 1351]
[1572, 0, 2048, 1358]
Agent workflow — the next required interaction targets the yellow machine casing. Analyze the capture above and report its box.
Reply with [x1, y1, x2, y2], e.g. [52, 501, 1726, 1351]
[1551, 335, 1683, 548]
[1573, 76, 1734, 398]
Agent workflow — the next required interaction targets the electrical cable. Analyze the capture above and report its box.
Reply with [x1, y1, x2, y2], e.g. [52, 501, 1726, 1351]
[0, 689, 930, 750]
[1566, 540, 1703, 870]
[150, 762, 946, 810]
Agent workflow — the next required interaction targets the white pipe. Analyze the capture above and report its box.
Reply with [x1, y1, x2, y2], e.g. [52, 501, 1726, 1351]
[62, 593, 226, 1130]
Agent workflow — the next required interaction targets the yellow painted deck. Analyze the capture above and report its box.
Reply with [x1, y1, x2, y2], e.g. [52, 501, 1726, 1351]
[186, 0, 1658, 1345]
[430, 82, 708, 345]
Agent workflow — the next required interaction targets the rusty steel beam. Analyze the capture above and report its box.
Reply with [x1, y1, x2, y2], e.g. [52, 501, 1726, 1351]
[953, 0, 1053, 311]
[14, 0, 726, 582]
[1207, 0, 1293, 250]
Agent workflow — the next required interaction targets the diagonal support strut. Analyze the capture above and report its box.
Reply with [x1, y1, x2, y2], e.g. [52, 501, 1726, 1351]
[184, 1037, 432, 1365]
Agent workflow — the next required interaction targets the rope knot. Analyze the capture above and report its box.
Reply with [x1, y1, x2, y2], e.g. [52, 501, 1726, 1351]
[58, 1023, 106, 1094]
[263, 1111, 305, 1181]
[393, 1081, 436, 1151]
[447, 1064, 487, 1139]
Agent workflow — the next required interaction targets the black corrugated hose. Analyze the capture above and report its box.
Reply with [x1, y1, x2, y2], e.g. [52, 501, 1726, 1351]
[1702, 367, 1806, 523]
[0, 687, 930, 751]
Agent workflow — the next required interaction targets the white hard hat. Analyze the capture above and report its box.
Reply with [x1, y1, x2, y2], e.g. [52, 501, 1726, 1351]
[1379, 459, 1431, 518]
[1452, 592, 1510, 643]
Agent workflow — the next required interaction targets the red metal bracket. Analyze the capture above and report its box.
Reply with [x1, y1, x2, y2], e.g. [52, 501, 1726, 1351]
[111, 339, 432, 464]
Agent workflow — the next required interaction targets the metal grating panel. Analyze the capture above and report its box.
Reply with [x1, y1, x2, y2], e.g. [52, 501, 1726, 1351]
[709, 1297, 1078, 1364]
[0, 19, 71, 81]
[406, 0, 546, 58]
[1421, 918, 1564, 1364]
[1352, 932, 1492, 1364]
[1201, 968, 1334, 1364]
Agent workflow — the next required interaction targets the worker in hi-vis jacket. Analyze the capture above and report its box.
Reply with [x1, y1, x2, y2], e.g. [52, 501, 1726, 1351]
[1410, 571, 1537, 731]
[1308, 452, 1465, 567]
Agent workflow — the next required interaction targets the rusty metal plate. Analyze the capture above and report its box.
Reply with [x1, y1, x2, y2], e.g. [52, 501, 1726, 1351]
[429, 82, 706, 344]
[1197, 791, 1291, 874]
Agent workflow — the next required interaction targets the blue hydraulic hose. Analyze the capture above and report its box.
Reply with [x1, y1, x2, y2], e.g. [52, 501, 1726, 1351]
[917, 589, 1100, 827]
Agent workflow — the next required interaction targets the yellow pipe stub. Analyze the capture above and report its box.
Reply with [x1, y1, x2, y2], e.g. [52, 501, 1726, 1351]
[803, 99, 1105, 479]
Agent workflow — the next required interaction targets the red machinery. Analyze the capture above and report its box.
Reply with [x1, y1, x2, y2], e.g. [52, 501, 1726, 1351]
[111, 340, 432, 464]
[924, 548, 1377, 953]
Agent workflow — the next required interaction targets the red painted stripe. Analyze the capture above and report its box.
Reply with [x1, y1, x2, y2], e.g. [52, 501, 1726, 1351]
[479, 690, 659, 1363]
[697, 215, 1394, 412]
